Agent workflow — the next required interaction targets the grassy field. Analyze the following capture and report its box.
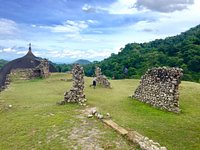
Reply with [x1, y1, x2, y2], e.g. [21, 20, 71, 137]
[0, 73, 200, 150]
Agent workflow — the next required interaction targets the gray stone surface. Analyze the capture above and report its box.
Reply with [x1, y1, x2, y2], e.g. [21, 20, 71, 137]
[58, 64, 86, 105]
[95, 66, 111, 88]
[133, 67, 183, 113]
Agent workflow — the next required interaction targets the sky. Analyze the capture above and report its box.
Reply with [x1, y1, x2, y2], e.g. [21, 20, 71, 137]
[0, 0, 200, 63]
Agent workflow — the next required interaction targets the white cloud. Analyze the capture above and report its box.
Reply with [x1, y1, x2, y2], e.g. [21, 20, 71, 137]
[46, 48, 118, 60]
[0, 18, 18, 35]
[40, 20, 88, 34]
[31, 24, 36, 27]
[3, 48, 16, 52]
[108, 0, 139, 14]
[82, 4, 96, 13]
[16, 51, 27, 55]
[87, 20, 98, 24]
[135, 0, 194, 13]
[129, 0, 200, 38]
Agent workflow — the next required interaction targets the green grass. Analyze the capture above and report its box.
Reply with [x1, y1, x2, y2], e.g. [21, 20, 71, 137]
[0, 73, 134, 150]
[85, 77, 200, 150]
[0, 73, 200, 150]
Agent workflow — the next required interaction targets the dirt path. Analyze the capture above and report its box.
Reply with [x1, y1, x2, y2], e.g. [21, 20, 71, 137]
[67, 107, 135, 150]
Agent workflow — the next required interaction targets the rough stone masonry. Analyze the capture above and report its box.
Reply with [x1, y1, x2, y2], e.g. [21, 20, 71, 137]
[58, 64, 86, 105]
[95, 66, 111, 88]
[133, 67, 183, 113]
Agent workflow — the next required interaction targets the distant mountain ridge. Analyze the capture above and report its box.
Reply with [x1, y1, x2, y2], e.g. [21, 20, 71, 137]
[73, 59, 91, 65]
[84, 24, 200, 82]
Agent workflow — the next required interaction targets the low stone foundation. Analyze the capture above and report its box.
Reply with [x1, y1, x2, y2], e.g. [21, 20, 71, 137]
[133, 67, 183, 113]
[58, 64, 86, 105]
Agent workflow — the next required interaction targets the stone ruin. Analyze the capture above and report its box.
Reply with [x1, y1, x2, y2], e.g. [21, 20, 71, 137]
[58, 64, 86, 105]
[9, 59, 50, 80]
[133, 67, 183, 113]
[95, 66, 111, 88]
[36, 59, 50, 78]
[0, 43, 56, 92]
[0, 59, 50, 92]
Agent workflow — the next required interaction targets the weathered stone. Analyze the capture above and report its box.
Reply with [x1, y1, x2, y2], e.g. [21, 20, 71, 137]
[102, 119, 128, 136]
[58, 64, 86, 105]
[95, 66, 111, 88]
[87, 114, 93, 118]
[97, 113, 104, 119]
[133, 67, 183, 113]
[91, 109, 97, 115]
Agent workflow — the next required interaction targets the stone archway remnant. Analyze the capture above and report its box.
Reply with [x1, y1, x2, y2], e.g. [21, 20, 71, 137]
[95, 66, 111, 88]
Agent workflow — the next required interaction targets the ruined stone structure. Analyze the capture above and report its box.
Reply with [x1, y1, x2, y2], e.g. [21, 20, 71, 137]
[9, 59, 50, 80]
[95, 66, 111, 88]
[0, 44, 56, 91]
[35, 59, 50, 78]
[133, 67, 183, 113]
[58, 64, 86, 105]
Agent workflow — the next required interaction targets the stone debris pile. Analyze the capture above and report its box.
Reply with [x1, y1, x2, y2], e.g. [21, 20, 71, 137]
[58, 64, 86, 105]
[127, 131, 167, 150]
[133, 67, 183, 113]
[87, 108, 111, 120]
[95, 66, 111, 88]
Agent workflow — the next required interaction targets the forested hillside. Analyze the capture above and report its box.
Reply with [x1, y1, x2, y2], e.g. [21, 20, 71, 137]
[0, 59, 8, 69]
[84, 24, 200, 82]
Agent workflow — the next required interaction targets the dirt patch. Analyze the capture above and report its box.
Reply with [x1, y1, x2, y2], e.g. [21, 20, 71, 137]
[67, 107, 135, 150]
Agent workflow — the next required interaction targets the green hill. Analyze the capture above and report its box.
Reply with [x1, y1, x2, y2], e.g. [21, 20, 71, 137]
[0, 59, 8, 69]
[0, 73, 199, 150]
[85, 24, 200, 82]
[73, 59, 91, 65]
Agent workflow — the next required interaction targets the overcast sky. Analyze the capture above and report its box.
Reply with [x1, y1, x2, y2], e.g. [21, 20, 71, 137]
[0, 0, 200, 63]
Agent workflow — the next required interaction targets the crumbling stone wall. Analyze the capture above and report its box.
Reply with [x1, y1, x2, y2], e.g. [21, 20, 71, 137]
[9, 59, 50, 80]
[133, 67, 183, 113]
[58, 64, 86, 105]
[0, 59, 50, 92]
[95, 66, 111, 88]
[35, 59, 50, 78]
[10, 68, 39, 80]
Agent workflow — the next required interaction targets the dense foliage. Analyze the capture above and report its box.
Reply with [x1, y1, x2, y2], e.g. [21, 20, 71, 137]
[84, 25, 200, 82]
[0, 59, 8, 69]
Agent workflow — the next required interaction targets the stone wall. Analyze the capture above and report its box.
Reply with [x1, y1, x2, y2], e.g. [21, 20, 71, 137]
[0, 59, 50, 92]
[9, 59, 50, 80]
[95, 66, 111, 88]
[10, 68, 38, 80]
[133, 67, 183, 113]
[58, 64, 86, 105]
[35, 59, 50, 78]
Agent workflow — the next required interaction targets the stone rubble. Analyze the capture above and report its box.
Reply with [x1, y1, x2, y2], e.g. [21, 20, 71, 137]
[58, 64, 86, 105]
[127, 131, 167, 150]
[133, 67, 183, 113]
[87, 108, 109, 120]
[95, 66, 111, 88]
[86, 108, 167, 150]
